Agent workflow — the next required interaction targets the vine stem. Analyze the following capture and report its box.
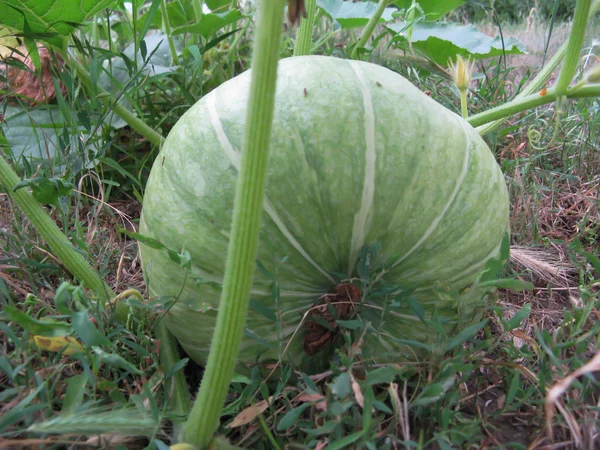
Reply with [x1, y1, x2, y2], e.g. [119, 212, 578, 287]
[293, 0, 318, 56]
[555, 0, 592, 94]
[0, 152, 129, 320]
[351, 0, 389, 59]
[466, 84, 600, 128]
[54, 43, 165, 148]
[181, 0, 285, 447]
[161, 0, 179, 66]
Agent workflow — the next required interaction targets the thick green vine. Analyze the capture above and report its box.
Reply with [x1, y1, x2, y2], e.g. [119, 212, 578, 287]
[294, 0, 318, 56]
[180, 1, 285, 447]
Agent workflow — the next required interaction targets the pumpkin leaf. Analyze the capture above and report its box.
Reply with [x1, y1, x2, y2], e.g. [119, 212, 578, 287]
[0, 27, 20, 58]
[392, 0, 465, 21]
[317, 0, 397, 30]
[1, 105, 101, 176]
[98, 33, 181, 129]
[386, 22, 526, 65]
[204, 0, 229, 10]
[172, 10, 244, 39]
[139, 0, 242, 39]
[0, 0, 119, 46]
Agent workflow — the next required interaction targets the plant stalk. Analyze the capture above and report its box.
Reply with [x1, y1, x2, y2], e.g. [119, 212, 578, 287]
[467, 85, 600, 128]
[181, 0, 285, 447]
[460, 90, 468, 119]
[467, 89, 557, 128]
[555, 0, 592, 94]
[405, 0, 416, 42]
[0, 153, 128, 320]
[161, 0, 180, 66]
[55, 45, 165, 148]
[351, 0, 389, 59]
[293, 0, 318, 56]
[566, 83, 600, 98]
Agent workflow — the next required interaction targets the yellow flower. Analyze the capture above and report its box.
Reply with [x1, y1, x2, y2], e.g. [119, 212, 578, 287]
[448, 55, 475, 92]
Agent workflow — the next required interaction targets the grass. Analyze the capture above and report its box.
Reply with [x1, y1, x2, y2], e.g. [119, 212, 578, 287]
[1, 4, 600, 449]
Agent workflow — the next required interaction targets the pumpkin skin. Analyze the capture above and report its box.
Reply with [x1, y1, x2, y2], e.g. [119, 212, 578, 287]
[139, 55, 509, 368]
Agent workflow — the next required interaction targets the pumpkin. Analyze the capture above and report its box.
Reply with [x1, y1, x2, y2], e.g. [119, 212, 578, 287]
[139, 55, 509, 368]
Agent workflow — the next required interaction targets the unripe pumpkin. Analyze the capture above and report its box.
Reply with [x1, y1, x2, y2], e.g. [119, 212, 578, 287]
[139, 55, 509, 369]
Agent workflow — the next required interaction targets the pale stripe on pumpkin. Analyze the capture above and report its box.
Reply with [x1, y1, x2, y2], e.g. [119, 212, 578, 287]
[391, 116, 472, 268]
[347, 60, 377, 275]
[207, 93, 335, 284]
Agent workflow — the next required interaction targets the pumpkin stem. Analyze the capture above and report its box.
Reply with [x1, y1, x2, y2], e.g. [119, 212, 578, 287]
[294, 0, 317, 56]
[181, 0, 286, 446]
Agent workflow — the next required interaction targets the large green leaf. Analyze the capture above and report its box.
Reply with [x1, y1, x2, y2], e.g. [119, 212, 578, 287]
[392, 0, 465, 21]
[1, 105, 101, 175]
[140, 2, 243, 40]
[139, 0, 194, 31]
[387, 22, 526, 65]
[317, 0, 397, 29]
[205, 0, 231, 11]
[0, 0, 119, 46]
[98, 33, 181, 129]
[171, 10, 243, 38]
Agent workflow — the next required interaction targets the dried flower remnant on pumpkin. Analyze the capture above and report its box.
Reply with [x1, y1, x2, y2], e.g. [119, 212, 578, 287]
[448, 54, 475, 92]
[0, 42, 67, 106]
[303, 283, 362, 355]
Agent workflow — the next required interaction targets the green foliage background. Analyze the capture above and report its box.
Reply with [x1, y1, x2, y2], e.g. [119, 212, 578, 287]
[460, 0, 577, 22]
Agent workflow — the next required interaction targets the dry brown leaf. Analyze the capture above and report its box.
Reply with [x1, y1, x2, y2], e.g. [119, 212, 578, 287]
[297, 393, 327, 411]
[84, 434, 135, 447]
[226, 397, 273, 428]
[545, 349, 600, 443]
[315, 440, 328, 450]
[510, 329, 540, 355]
[350, 373, 364, 408]
[0, 43, 66, 105]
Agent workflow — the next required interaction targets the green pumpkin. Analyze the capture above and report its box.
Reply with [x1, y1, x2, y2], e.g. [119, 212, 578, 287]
[139, 55, 509, 369]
